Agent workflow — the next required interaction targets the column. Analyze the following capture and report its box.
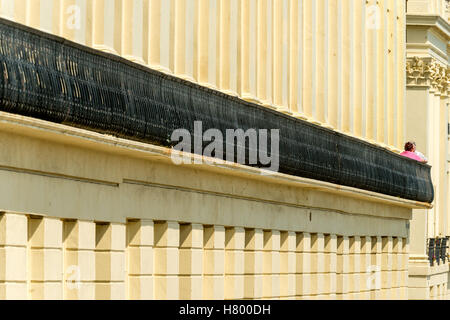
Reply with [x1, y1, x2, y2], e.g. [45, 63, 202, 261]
[202, 225, 225, 299]
[218, 0, 239, 97]
[239, 0, 259, 104]
[365, 0, 377, 142]
[60, 0, 90, 45]
[244, 228, 263, 299]
[257, 0, 274, 108]
[314, 0, 326, 124]
[353, 0, 365, 138]
[197, 0, 219, 88]
[95, 223, 126, 300]
[396, 0, 405, 149]
[63, 220, 96, 300]
[302, 0, 314, 118]
[280, 231, 296, 299]
[126, 220, 154, 300]
[295, 232, 311, 299]
[122, 0, 145, 64]
[224, 227, 244, 299]
[289, 0, 305, 118]
[153, 221, 179, 299]
[28, 216, 63, 300]
[174, 0, 197, 82]
[327, 0, 339, 128]
[0, 0, 15, 20]
[272, 0, 290, 114]
[0, 213, 27, 299]
[179, 223, 203, 300]
[92, 0, 122, 55]
[147, 0, 174, 73]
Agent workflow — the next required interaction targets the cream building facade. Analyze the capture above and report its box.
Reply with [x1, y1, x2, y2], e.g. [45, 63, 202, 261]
[0, 0, 444, 300]
[405, 0, 450, 300]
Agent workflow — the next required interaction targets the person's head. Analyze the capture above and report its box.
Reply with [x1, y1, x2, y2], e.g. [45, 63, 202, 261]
[404, 141, 415, 152]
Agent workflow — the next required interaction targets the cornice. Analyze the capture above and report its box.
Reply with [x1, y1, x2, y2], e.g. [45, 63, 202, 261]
[406, 14, 450, 39]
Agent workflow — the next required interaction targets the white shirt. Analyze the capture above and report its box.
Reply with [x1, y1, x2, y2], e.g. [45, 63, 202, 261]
[415, 151, 428, 162]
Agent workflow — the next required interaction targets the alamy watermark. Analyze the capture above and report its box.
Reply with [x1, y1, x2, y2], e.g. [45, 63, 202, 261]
[366, 4, 381, 30]
[170, 121, 280, 174]
[66, 5, 81, 30]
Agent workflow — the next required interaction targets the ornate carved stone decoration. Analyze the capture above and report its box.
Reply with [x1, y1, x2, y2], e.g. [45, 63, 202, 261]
[406, 56, 450, 96]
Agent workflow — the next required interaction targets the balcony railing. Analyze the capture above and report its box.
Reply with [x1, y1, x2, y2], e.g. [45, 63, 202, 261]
[427, 236, 449, 266]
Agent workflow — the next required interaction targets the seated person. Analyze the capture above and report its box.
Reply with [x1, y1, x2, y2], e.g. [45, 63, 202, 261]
[400, 141, 427, 163]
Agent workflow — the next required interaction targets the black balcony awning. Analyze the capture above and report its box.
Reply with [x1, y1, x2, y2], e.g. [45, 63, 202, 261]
[0, 18, 434, 203]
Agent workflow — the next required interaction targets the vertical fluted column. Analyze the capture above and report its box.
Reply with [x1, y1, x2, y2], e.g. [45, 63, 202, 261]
[327, 0, 338, 128]
[121, 0, 145, 64]
[353, 0, 365, 138]
[23, 0, 60, 34]
[63, 220, 96, 300]
[376, 0, 386, 145]
[94, 223, 126, 300]
[341, 0, 351, 133]
[272, 0, 290, 114]
[174, 0, 197, 82]
[336, 236, 350, 299]
[179, 223, 203, 299]
[280, 231, 296, 299]
[28, 216, 63, 300]
[147, 0, 174, 73]
[349, 236, 361, 299]
[218, 0, 239, 96]
[244, 228, 263, 299]
[262, 230, 280, 299]
[202, 225, 225, 299]
[396, 0, 405, 149]
[0, 0, 15, 20]
[239, 0, 259, 104]
[386, 0, 396, 148]
[302, 0, 313, 118]
[224, 227, 244, 299]
[289, 0, 305, 118]
[92, 0, 122, 55]
[153, 221, 179, 299]
[0, 213, 28, 299]
[126, 220, 154, 300]
[295, 232, 311, 299]
[197, 0, 219, 88]
[324, 234, 337, 299]
[365, 0, 376, 142]
[314, 0, 326, 124]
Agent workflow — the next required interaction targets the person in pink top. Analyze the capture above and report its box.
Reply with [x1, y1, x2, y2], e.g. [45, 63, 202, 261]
[400, 141, 427, 163]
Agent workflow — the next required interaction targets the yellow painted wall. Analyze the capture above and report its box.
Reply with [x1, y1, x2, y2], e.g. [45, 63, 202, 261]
[0, 0, 406, 152]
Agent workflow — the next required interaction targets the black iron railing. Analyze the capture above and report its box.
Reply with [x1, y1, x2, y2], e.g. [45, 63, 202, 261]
[0, 18, 435, 203]
[427, 237, 449, 266]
